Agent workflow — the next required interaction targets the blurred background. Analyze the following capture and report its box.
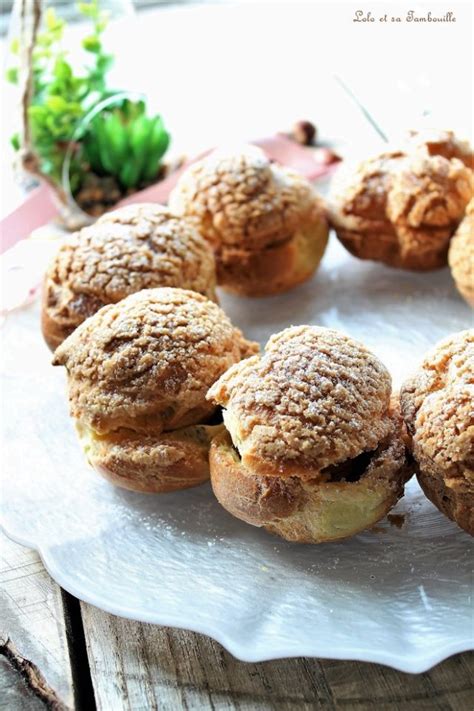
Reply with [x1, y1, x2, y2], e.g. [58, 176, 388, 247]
[1, 0, 472, 218]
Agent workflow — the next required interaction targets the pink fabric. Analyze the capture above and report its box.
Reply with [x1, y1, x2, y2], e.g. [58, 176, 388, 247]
[1, 135, 337, 254]
[0, 184, 58, 254]
[118, 136, 337, 208]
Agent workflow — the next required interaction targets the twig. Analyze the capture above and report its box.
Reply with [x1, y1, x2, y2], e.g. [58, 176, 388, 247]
[333, 74, 389, 143]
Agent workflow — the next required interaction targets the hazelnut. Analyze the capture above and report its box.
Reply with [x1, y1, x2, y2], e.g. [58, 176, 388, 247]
[292, 120, 317, 146]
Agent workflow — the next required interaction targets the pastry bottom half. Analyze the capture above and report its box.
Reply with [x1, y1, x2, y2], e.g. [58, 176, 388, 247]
[334, 224, 449, 271]
[77, 420, 223, 493]
[216, 219, 329, 297]
[417, 468, 474, 536]
[210, 430, 413, 543]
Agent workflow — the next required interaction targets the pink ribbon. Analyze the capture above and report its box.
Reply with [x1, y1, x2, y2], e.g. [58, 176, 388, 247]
[1, 134, 338, 254]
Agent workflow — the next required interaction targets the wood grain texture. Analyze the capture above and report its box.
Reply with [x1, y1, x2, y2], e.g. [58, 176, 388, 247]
[81, 603, 474, 711]
[0, 531, 74, 709]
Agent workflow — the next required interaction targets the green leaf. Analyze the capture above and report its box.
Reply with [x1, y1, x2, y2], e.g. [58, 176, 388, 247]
[45, 95, 68, 113]
[83, 136, 102, 173]
[103, 113, 129, 167]
[119, 159, 141, 189]
[94, 117, 117, 174]
[77, 2, 99, 19]
[53, 58, 72, 80]
[143, 122, 170, 183]
[130, 115, 150, 155]
[10, 38, 19, 55]
[11, 133, 20, 151]
[82, 35, 101, 53]
[45, 8, 63, 31]
[44, 8, 64, 42]
[150, 117, 170, 159]
[96, 54, 113, 73]
[5, 67, 18, 84]
[28, 105, 49, 122]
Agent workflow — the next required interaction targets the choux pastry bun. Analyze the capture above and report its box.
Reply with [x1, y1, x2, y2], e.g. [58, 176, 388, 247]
[169, 145, 329, 296]
[53, 288, 258, 493]
[207, 326, 413, 543]
[401, 330, 473, 535]
[42, 203, 217, 351]
[448, 199, 474, 307]
[329, 141, 472, 271]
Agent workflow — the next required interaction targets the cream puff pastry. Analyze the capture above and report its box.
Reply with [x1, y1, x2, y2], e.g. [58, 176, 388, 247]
[169, 145, 329, 296]
[207, 325, 412, 542]
[448, 199, 474, 307]
[330, 151, 472, 271]
[53, 288, 258, 492]
[42, 203, 217, 350]
[401, 330, 473, 535]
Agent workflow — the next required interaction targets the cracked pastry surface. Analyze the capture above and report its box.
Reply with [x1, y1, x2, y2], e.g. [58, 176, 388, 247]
[404, 129, 473, 168]
[169, 145, 329, 296]
[448, 199, 474, 307]
[330, 146, 472, 271]
[53, 288, 258, 492]
[207, 326, 412, 543]
[401, 330, 474, 535]
[42, 203, 217, 351]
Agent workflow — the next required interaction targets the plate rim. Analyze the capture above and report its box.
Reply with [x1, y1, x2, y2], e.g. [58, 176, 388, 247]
[2, 521, 472, 673]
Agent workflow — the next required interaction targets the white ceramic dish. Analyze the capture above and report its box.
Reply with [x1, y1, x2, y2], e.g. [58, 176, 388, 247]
[1, 236, 472, 673]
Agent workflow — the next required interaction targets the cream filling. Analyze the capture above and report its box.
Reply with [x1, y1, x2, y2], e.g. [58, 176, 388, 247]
[222, 407, 248, 459]
[76, 419, 223, 456]
[276, 480, 391, 541]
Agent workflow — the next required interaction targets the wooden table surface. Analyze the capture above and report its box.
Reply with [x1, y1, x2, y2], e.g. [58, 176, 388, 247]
[1, 530, 472, 711]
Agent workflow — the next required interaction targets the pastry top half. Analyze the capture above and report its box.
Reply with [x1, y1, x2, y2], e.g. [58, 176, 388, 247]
[329, 135, 473, 270]
[53, 287, 258, 436]
[404, 128, 473, 168]
[400, 330, 474, 480]
[449, 198, 474, 306]
[386, 154, 472, 257]
[42, 203, 217, 350]
[169, 145, 326, 254]
[208, 325, 393, 479]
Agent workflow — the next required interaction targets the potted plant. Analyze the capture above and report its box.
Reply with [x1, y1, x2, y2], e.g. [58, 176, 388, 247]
[6, 0, 171, 227]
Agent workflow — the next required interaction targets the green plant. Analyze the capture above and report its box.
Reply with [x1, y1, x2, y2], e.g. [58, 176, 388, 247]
[7, 1, 114, 191]
[6, 0, 171, 200]
[82, 99, 170, 189]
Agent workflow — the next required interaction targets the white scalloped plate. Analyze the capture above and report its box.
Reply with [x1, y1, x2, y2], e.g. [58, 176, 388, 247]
[1, 236, 473, 673]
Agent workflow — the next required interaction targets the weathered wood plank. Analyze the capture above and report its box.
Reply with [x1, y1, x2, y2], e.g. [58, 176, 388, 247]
[80, 603, 474, 711]
[320, 656, 474, 709]
[0, 531, 75, 710]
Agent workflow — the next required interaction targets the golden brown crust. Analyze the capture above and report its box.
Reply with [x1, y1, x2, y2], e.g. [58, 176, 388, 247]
[404, 129, 473, 168]
[417, 469, 474, 536]
[53, 288, 258, 493]
[330, 150, 472, 271]
[207, 326, 412, 542]
[400, 330, 474, 535]
[208, 326, 392, 477]
[386, 156, 472, 269]
[169, 146, 328, 295]
[41, 203, 217, 350]
[216, 218, 329, 296]
[53, 288, 258, 436]
[78, 422, 223, 494]
[448, 199, 474, 306]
